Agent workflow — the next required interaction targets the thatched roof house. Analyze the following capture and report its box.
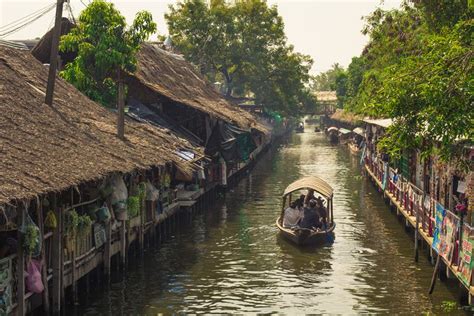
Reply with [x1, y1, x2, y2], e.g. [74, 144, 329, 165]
[129, 43, 267, 133]
[330, 109, 364, 125]
[0, 46, 199, 205]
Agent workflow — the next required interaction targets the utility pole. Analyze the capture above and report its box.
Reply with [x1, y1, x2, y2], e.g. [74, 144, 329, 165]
[45, 0, 65, 106]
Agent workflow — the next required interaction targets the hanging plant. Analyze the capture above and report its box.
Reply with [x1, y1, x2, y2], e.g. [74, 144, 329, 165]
[64, 209, 79, 236]
[77, 214, 93, 237]
[23, 224, 39, 256]
[127, 196, 140, 218]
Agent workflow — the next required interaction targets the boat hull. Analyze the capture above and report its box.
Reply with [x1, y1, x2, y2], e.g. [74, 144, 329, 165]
[276, 217, 335, 246]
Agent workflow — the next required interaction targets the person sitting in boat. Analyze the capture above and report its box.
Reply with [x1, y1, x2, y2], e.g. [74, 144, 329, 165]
[295, 194, 306, 210]
[283, 201, 302, 228]
[304, 189, 315, 206]
[315, 197, 328, 226]
[299, 200, 321, 230]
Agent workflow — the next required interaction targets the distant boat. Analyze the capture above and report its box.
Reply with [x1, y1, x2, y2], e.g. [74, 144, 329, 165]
[326, 127, 338, 143]
[295, 122, 304, 133]
[276, 176, 335, 246]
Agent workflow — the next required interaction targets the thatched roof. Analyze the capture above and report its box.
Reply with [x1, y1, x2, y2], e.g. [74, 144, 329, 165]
[315, 91, 337, 102]
[330, 109, 364, 124]
[31, 18, 75, 64]
[132, 44, 267, 132]
[0, 46, 200, 205]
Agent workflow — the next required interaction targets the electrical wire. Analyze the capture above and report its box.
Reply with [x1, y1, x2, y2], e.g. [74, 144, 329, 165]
[67, 2, 77, 25]
[0, 2, 55, 32]
[0, 3, 56, 38]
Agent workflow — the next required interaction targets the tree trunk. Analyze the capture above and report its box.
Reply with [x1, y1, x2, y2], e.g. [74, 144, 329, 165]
[221, 68, 233, 97]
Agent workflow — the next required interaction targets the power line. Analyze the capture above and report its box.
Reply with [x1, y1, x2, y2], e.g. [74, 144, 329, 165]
[0, 3, 56, 38]
[0, 2, 55, 31]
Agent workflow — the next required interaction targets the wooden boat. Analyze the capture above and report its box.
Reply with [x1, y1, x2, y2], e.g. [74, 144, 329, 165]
[295, 122, 304, 133]
[276, 176, 335, 246]
[338, 128, 352, 144]
[314, 127, 321, 132]
[326, 127, 339, 143]
[348, 142, 360, 153]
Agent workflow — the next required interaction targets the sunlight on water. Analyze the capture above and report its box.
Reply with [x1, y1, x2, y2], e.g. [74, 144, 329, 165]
[76, 126, 464, 315]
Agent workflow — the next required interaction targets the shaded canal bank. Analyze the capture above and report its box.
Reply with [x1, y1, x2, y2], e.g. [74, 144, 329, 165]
[75, 127, 465, 315]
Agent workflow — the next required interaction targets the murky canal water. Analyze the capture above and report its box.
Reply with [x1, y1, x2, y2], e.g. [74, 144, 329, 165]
[76, 126, 464, 315]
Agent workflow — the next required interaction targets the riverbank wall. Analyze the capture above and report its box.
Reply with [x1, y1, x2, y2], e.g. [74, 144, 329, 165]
[325, 115, 474, 305]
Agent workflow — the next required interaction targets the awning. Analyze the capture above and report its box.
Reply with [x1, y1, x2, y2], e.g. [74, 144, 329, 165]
[283, 176, 333, 198]
[327, 127, 338, 132]
[363, 118, 393, 128]
[338, 128, 352, 135]
[353, 127, 364, 136]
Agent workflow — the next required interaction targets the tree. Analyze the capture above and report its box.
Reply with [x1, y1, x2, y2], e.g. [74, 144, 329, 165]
[338, 1, 473, 163]
[165, 0, 313, 115]
[312, 63, 344, 91]
[59, 0, 156, 106]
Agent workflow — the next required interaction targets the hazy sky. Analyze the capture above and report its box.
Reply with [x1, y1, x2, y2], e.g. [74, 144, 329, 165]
[0, 0, 402, 74]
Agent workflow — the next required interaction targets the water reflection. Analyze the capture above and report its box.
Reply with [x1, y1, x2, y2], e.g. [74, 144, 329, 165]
[76, 126, 465, 315]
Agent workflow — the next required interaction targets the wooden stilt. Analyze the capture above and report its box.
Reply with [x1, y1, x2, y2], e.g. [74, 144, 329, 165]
[104, 220, 112, 280]
[120, 221, 126, 268]
[71, 246, 77, 304]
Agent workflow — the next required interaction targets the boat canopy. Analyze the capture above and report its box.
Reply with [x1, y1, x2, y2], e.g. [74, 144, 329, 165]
[283, 176, 334, 198]
[353, 127, 364, 136]
[327, 127, 338, 132]
[338, 128, 352, 135]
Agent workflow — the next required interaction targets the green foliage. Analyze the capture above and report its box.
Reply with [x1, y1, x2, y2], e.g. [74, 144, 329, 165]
[127, 196, 140, 218]
[312, 63, 344, 91]
[335, 2, 473, 163]
[59, 0, 156, 106]
[77, 214, 92, 236]
[65, 209, 79, 235]
[23, 224, 39, 256]
[440, 300, 457, 312]
[165, 0, 312, 115]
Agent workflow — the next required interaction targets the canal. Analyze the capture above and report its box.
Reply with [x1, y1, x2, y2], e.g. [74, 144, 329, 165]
[76, 125, 463, 315]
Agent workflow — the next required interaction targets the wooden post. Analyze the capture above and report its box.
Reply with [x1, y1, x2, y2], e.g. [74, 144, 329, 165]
[60, 209, 65, 309]
[120, 221, 126, 268]
[117, 72, 125, 140]
[52, 202, 62, 314]
[139, 196, 144, 254]
[71, 246, 77, 304]
[415, 202, 419, 262]
[36, 199, 50, 314]
[104, 220, 112, 280]
[17, 205, 26, 316]
[44, 0, 65, 106]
